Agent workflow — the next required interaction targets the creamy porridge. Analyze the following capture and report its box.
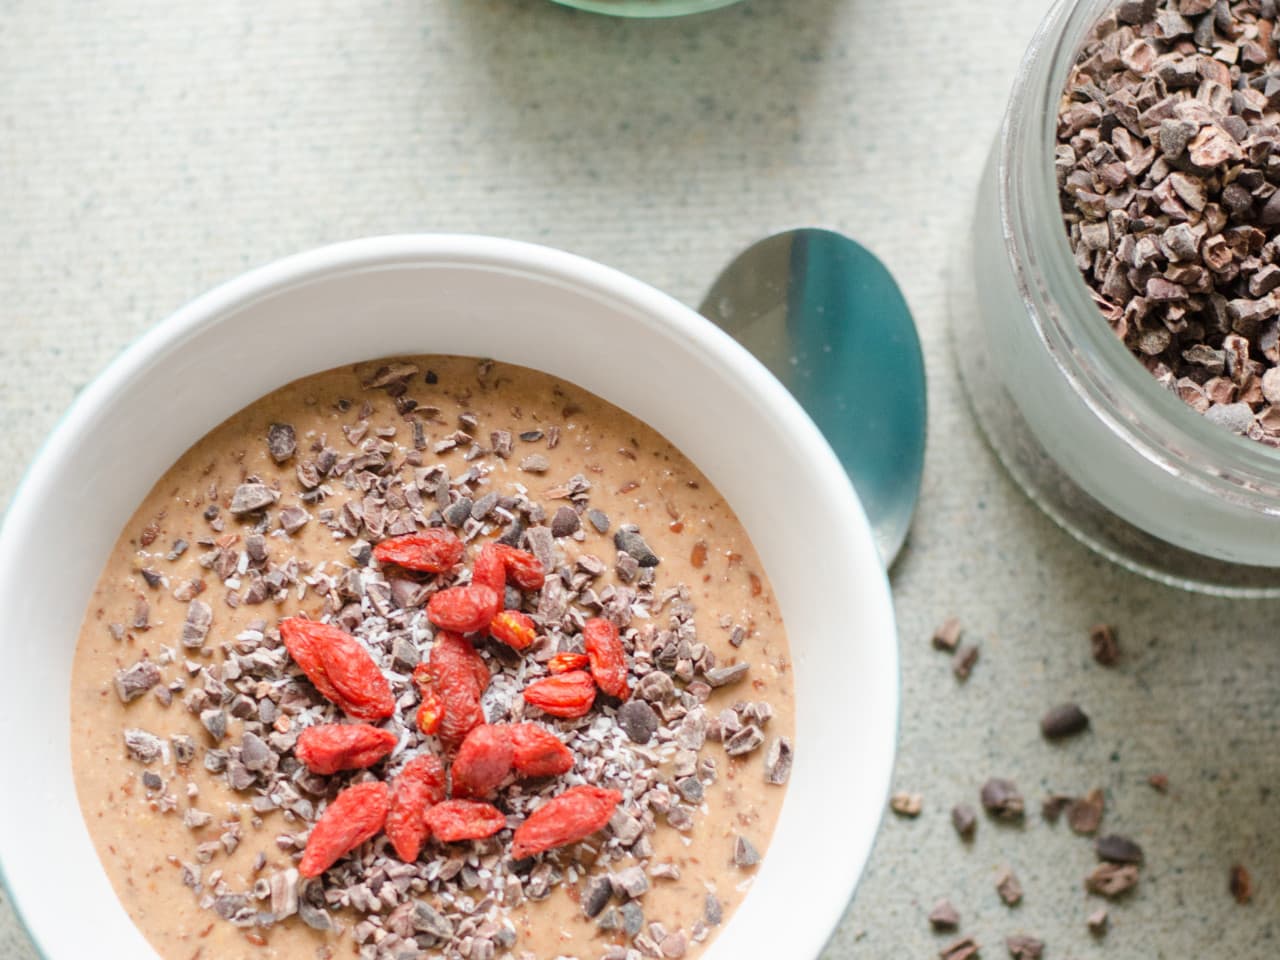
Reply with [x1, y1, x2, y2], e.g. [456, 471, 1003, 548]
[71, 355, 794, 960]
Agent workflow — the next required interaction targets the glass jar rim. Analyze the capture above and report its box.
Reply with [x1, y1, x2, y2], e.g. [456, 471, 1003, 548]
[1000, 0, 1280, 514]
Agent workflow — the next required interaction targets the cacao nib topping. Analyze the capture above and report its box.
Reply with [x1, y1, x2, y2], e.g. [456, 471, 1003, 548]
[518, 454, 549, 473]
[115, 659, 162, 703]
[181, 599, 213, 649]
[732, 835, 761, 868]
[123, 728, 163, 764]
[229, 483, 279, 516]
[614, 527, 659, 567]
[763, 736, 793, 785]
[266, 422, 297, 463]
[550, 505, 580, 538]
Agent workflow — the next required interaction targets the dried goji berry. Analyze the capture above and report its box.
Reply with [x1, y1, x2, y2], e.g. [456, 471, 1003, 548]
[493, 544, 546, 590]
[280, 618, 395, 721]
[427, 584, 501, 633]
[510, 785, 622, 859]
[385, 753, 446, 863]
[415, 688, 445, 736]
[423, 799, 507, 842]
[489, 610, 537, 651]
[430, 631, 490, 694]
[471, 542, 506, 594]
[315, 637, 395, 720]
[279, 617, 344, 705]
[417, 664, 483, 749]
[298, 780, 389, 877]
[547, 652, 589, 674]
[521, 670, 597, 719]
[372, 529, 464, 573]
[583, 617, 630, 700]
[450, 724, 515, 798]
[295, 723, 398, 775]
[417, 632, 490, 749]
[436, 685, 486, 751]
[510, 723, 574, 778]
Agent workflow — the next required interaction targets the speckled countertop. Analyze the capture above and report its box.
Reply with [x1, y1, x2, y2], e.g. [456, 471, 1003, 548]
[2, 1, 1277, 957]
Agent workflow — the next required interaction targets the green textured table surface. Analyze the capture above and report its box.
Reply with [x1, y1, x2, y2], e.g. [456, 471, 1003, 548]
[2, 2, 1276, 958]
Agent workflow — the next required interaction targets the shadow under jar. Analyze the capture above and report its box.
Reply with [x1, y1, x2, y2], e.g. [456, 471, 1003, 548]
[953, 0, 1280, 597]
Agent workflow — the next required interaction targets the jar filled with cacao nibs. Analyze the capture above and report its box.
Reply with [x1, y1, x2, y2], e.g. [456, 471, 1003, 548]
[953, 0, 1280, 595]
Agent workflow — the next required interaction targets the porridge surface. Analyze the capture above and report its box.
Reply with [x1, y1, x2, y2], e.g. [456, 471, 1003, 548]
[71, 355, 794, 960]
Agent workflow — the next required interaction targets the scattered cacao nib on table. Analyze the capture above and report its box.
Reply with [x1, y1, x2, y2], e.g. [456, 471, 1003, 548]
[1095, 834, 1144, 865]
[952, 644, 980, 682]
[1039, 702, 1091, 740]
[1005, 933, 1045, 959]
[932, 615, 963, 652]
[1090, 623, 1120, 666]
[950, 803, 978, 840]
[995, 866, 1024, 907]
[890, 792, 924, 817]
[1088, 905, 1110, 937]
[1060, 0, 1280, 444]
[1040, 793, 1074, 824]
[1230, 863, 1254, 904]
[939, 934, 981, 960]
[908, 610, 1187, 955]
[928, 898, 961, 931]
[1067, 788, 1107, 836]
[928, 615, 980, 681]
[1086, 862, 1141, 899]
[980, 778, 1026, 821]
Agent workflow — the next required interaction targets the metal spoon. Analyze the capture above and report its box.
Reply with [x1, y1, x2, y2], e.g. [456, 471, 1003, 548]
[699, 228, 926, 567]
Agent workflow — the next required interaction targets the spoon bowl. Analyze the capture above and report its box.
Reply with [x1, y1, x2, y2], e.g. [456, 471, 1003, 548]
[700, 228, 927, 566]
[549, 0, 742, 17]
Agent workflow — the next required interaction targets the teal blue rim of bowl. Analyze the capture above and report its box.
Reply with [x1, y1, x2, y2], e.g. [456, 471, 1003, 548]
[549, 0, 743, 18]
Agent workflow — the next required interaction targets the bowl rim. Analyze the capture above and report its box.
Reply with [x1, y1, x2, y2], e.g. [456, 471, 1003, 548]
[0, 233, 900, 960]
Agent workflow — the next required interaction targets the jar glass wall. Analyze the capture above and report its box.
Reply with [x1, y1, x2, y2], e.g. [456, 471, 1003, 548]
[953, 0, 1280, 596]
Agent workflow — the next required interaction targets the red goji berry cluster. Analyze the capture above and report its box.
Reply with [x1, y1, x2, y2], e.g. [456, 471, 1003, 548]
[507, 615, 632, 719]
[282, 529, 628, 880]
[522, 613, 629, 712]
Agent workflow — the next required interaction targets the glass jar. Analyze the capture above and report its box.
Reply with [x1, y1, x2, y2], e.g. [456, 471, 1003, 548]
[953, 0, 1280, 596]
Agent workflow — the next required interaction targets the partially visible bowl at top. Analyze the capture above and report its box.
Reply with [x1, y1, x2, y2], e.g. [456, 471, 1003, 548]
[550, 0, 743, 18]
[0, 235, 898, 958]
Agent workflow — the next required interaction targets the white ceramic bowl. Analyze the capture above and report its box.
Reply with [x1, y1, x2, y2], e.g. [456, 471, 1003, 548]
[0, 235, 898, 959]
